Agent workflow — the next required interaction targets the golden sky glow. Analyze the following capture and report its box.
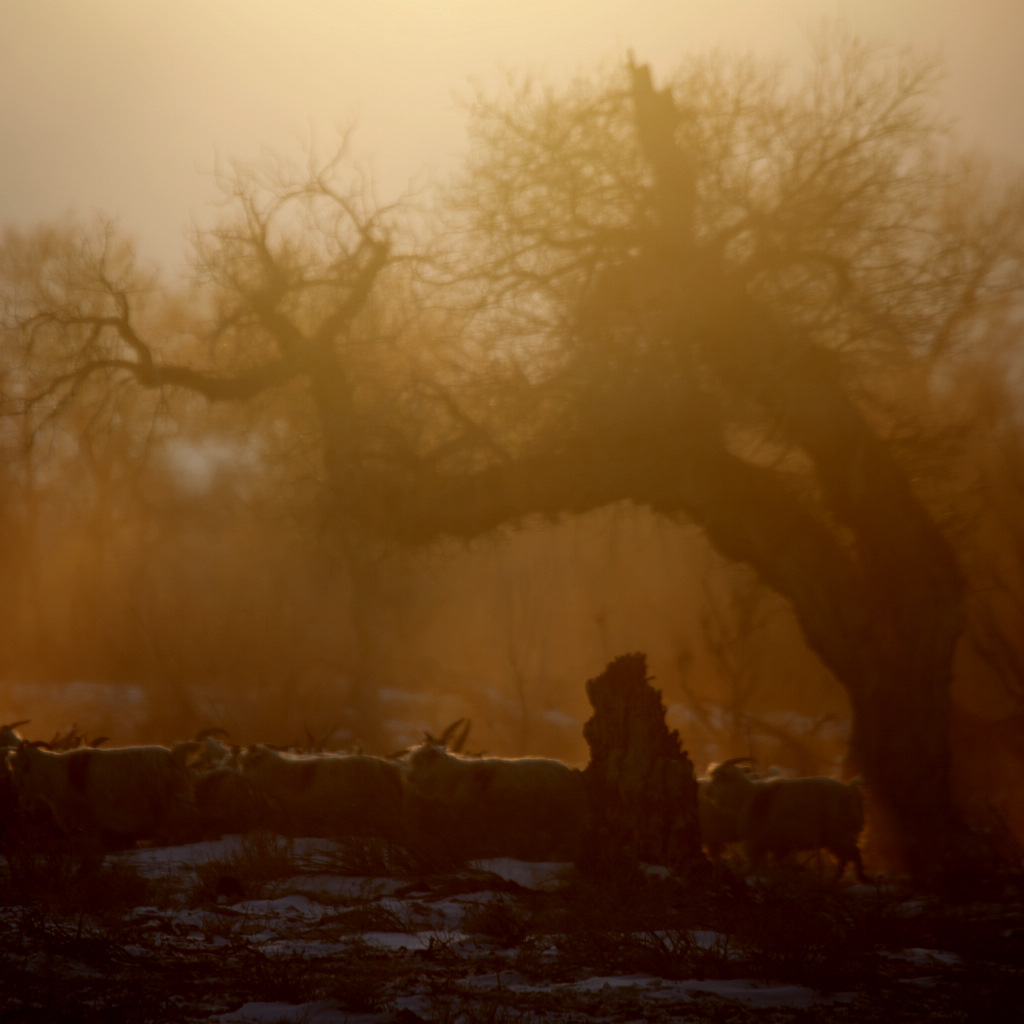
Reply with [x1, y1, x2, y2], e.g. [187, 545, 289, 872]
[2, 0, 1022, 270]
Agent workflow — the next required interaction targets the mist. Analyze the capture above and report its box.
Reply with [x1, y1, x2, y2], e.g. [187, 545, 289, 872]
[0, 441, 846, 770]
[2, 3, 1023, 271]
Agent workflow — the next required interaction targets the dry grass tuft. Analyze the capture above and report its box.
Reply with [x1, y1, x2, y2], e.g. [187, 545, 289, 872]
[189, 830, 296, 902]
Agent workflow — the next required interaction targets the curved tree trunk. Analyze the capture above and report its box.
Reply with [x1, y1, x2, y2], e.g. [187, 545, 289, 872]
[697, 282, 969, 879]
[396, 61, 977, 882]
[625, 60, 972, 881]
[400, 395, 969, 877]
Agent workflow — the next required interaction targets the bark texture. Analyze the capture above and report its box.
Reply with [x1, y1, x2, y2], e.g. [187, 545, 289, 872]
[578, 652, 708, 880]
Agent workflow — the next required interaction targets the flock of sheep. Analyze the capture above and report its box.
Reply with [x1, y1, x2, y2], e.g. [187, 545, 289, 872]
[0, 720, 868, 883]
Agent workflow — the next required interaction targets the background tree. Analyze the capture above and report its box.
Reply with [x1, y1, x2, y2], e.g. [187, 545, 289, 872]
[675, 563, 845, 777]
[400, 36, 1024, 877]
[0, 143, 461, 745]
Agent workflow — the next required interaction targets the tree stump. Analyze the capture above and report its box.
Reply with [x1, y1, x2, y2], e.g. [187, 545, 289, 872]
[578, 652, 708, 880]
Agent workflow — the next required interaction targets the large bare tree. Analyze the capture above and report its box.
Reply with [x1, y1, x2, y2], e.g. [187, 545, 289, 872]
[398, 38, 1024, 878]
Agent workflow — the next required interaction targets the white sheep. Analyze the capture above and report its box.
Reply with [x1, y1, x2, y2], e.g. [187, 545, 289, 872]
[9, 742, 196, 847]
[402, 742, 586, 861]
[240, 745, 404, 838]
[191, 765, 262, 837]
[703, 758, 868, 883]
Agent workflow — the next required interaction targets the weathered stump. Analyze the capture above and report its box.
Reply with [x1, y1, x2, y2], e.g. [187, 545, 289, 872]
[578, 652, 707, 880]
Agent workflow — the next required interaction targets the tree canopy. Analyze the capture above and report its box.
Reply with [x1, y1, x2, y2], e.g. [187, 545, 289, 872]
[394, 36, 1024, 876]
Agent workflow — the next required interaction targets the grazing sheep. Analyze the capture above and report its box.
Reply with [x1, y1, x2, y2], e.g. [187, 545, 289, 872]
[402, 742, 586, 861]
[240, 745, 404, 839]
[703, 758, 868, 883]
[192, 766, 263, 838]
[9, 742, 196, 848]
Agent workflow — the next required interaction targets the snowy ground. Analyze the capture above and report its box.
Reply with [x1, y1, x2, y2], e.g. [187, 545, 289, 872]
[1, 834, 1021, 1022]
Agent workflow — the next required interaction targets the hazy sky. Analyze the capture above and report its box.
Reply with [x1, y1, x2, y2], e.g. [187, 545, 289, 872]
[3, 0, 1023, 271]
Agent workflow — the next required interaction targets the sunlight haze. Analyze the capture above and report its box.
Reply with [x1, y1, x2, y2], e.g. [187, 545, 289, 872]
[2, 0, 1022, 270]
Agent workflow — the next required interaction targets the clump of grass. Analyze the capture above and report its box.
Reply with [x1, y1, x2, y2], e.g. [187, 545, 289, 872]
[630, 927, 740, 981]
[460, 894, 532, 947]
[510, 934, 564, 983]
[232, 946, 323, 1005]
[190, 830, 296, 902]
[6, 845, 153, 917]
[305, 835, 424, 877]
[525, 870, 686, 976]
[731, 882, 899, 988]
[543, 870, 683, 938]
[892, 891, 1024, 966]
[423, 983, 569, 1024]
[552, 926, 648, 976]
[322, 940, 398, 1014]
[333, 901, 409, 934]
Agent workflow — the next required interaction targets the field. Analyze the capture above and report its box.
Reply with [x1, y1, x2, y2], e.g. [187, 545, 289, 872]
[1, 833, 1021, 1023]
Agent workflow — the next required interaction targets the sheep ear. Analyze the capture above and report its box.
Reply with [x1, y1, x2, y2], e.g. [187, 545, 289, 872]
[450, 719, 472, 754]
[437, 718, 467, 748]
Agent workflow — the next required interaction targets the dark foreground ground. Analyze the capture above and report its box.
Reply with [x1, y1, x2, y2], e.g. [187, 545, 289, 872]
[1, 835, 1022, 1023]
